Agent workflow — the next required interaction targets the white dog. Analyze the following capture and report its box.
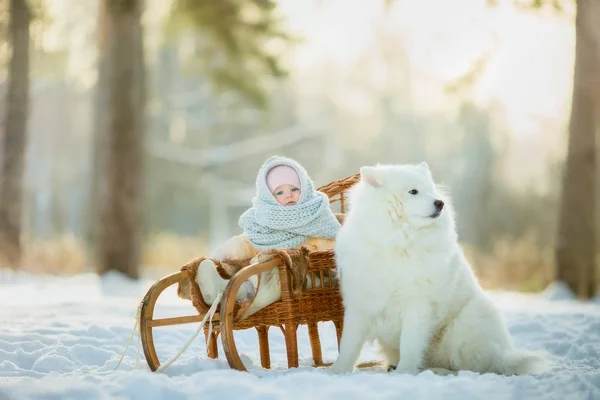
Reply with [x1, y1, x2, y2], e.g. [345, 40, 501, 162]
[330, 163, 549, 375]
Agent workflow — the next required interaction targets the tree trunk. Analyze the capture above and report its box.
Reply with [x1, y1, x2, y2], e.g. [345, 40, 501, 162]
[97, 0, 145, 278]
[87, 0, 109, 259]
[556, 0, 599, 299]
[0, 0, 30, 268]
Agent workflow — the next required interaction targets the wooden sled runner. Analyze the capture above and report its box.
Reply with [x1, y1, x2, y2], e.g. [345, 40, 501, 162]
[139, 173, 376, 372]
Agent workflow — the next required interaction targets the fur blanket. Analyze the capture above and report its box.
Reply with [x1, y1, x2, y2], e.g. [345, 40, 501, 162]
[177, 247, 311, 313]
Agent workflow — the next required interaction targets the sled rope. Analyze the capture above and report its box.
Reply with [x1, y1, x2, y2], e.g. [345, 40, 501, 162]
[156, 291, 223, 373]
[114, 301, 143, 370]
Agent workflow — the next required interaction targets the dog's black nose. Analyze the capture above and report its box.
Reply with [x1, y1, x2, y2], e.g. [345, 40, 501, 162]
[434, 200, 444, 210]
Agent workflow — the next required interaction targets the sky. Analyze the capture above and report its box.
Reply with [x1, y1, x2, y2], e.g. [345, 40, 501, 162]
[279, 0, 575, 139]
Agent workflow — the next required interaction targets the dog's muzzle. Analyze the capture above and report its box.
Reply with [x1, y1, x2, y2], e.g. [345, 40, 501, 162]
[429, 199, 444, 218]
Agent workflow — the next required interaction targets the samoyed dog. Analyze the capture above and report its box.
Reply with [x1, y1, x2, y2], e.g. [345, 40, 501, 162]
[330, 163, 549, 375]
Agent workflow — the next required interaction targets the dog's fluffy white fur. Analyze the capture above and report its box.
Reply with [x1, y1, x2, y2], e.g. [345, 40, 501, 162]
[330, 162, 549, 375]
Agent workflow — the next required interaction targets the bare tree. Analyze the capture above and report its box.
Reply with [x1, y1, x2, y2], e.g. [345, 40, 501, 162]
[87, 0, 108, 258]
[0, 0, 30, 268]
[556, 0, 599, 299]
[96, 0, 145, 278]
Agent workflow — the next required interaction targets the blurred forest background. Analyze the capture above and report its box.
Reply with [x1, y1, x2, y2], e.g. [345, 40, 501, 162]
[0, 0, 597, 297]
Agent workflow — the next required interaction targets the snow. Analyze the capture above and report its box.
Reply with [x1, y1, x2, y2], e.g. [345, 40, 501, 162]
[1, 269, 599, 400]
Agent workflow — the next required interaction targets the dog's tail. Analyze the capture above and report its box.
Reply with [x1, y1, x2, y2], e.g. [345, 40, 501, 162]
[495, 349, 551, 376]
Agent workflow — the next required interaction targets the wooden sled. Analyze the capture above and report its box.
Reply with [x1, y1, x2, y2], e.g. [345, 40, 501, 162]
[139, 173, 377, 371]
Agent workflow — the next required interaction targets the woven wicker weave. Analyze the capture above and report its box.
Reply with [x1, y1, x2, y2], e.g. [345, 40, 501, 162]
[140, 174, 363, 371]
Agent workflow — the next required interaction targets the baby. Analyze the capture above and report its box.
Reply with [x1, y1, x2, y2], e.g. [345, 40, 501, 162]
[195, 156, 341, 310]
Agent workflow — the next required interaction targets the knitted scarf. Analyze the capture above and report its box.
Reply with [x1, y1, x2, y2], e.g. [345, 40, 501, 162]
[239, 156, 341, 251]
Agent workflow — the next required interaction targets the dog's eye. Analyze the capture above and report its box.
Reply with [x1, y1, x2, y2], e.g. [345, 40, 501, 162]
[409, 189, 418, 195]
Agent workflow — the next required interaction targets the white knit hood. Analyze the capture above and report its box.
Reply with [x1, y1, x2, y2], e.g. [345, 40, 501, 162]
[238, 156, 341, 251]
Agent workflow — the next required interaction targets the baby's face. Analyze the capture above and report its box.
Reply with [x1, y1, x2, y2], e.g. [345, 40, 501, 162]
[273, 184, 301, 206]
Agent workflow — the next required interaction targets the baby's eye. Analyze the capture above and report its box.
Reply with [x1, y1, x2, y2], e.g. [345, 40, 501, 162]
[292, 188, 300, 192]
[408, 189, 418, 195]
[275, 191, 284, 196]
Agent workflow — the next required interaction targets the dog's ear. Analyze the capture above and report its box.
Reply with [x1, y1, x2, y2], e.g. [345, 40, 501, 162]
[417, 162, 433, 179]
[360, 166, 384, 188]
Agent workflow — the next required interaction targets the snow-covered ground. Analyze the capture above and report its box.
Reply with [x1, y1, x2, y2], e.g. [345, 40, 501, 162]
[1, 270, 599, 400]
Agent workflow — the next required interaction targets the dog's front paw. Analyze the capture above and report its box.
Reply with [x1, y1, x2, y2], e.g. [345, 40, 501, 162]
[393, 362, 421, 375]
[329, 362, 355, 375]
